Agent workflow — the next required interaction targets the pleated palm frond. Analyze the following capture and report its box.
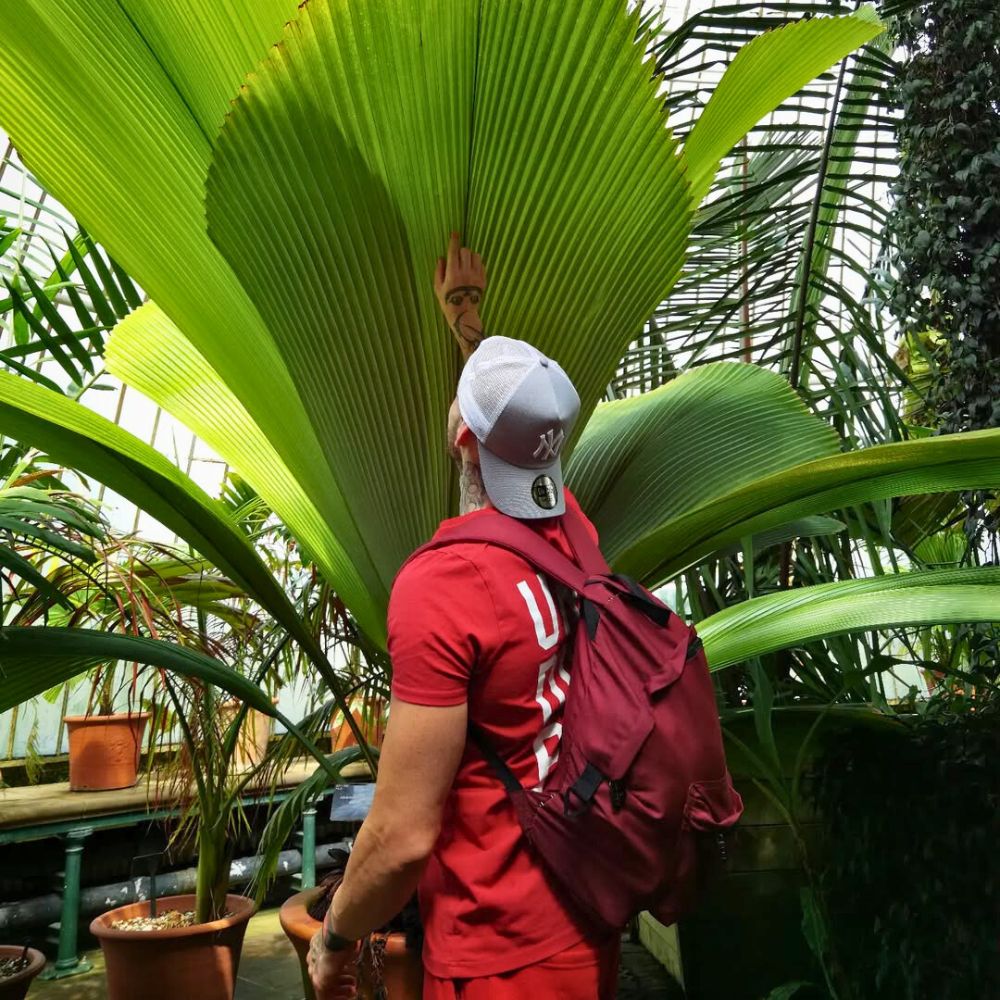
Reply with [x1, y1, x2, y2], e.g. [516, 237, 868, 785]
[700, 566, 1000, 670]
[0, 0, 882, 644]
[567, 362, 1000, 588]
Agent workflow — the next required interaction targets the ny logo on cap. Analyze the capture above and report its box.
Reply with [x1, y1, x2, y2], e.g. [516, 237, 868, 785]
[533, 428, 565, 461]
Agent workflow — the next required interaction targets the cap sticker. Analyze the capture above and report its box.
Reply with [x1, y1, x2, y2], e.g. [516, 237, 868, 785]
[531, 475, 559, 510]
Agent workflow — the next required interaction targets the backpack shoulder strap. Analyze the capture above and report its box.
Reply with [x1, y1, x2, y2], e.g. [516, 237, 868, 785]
[404, 508, 594, 594]
[560, 503, 611, 577]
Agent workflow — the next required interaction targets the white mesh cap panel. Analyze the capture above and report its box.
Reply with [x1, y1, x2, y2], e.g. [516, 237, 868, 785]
[457, 336, 543, 440]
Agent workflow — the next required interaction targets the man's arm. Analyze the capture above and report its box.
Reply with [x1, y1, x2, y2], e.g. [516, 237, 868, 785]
[324, 697, 467, 938]
[435, 232, 487, 360]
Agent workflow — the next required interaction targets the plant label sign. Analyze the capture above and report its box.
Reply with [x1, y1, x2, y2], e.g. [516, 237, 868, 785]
[329, 782, 375, 822]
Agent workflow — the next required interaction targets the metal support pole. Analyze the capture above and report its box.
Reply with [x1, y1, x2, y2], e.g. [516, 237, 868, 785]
[294, 806, 317, 890]
[39, 827, 93, 980]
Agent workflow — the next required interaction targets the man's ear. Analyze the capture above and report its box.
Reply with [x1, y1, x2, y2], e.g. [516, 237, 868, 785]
[455, 421, 479, 458]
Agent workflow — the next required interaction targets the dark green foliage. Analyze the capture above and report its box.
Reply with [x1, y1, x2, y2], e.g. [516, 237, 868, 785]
[810, 704, 1000, 998]
[888, 1, 1000, 437]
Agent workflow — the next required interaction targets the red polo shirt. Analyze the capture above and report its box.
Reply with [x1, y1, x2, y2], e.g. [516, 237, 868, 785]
[387, 492, 597, 978]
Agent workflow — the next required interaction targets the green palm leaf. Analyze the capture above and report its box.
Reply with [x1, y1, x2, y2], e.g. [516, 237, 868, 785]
[0, 626, 336, 776]
[567, 362, 840, 559]
[1, 0, 880, 635]
[569, 362, 1000, 587]
[0, 371, 300, 623]
[646, 431, 1000, 588]
[0, 0, 334, 521]
[682, 4, 882, 206]
[105, 304, 384, 642]
[0, 626, 270, 714]
[621, 3, 900, 441]
[700, 567, 1000, 670]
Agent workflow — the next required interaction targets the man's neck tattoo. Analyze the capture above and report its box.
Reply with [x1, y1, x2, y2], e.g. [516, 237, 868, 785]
[459, 460, 488, 515]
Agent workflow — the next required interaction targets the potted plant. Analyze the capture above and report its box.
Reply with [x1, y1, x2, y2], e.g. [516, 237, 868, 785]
[280, 850, 422, 1000]
[0, 459, 149, 791]
[89, 680, 263, 1000]
[0, 946, 45, 1000]
[329, 647, 388, 752]
[62, 661, 150, 792]
[16, 534, 249, 790]
[86, 575, 357, 1000]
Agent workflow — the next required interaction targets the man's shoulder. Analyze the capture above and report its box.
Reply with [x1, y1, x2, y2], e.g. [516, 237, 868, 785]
[392, 542, 492, 595]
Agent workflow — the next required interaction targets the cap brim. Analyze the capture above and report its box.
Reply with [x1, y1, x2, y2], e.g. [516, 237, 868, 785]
[477, 444, 566, 519]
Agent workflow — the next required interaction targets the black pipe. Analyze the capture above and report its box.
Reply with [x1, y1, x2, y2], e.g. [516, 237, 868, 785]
[0, 841, 347, 932]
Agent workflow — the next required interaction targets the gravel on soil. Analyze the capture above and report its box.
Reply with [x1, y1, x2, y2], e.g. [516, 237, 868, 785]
[110, 910, 197, 932]
[0, 954, 30, 979]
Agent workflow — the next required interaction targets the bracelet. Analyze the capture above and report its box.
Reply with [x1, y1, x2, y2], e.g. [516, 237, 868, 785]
[323, 927, 356, 952]
[322, 906, 356, 952]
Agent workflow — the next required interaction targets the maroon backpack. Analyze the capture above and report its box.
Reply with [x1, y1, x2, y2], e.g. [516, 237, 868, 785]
[415, 506, 744, 932]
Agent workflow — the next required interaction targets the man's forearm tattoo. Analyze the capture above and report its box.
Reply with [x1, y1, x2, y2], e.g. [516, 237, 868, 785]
[459, 459, 488, 515]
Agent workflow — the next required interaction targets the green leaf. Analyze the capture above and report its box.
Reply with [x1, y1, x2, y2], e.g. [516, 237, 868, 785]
[643, 428, 1000, 587]
[0, 0, 337, 539]
[0, 626, 334, 776]
[567, 363, 840, 564]
[118, 0, 300, 135]
[0, 370, 319, 650]
[0, 546, 73, 608]
[0, 626, 267, 713]
[77, 227, 128, 320]
[3, 279, 82, 383]
[700, 567, 1000, 670]
[570, 363, 1000, 587]
[785, 33, 895, 385]
[0, 227, 21, 256]
[106, 303, 385, 644]
[762, 981, 813, 1000]
[62, 233, 119, 332]
[0, 517, 96, 561]
[682, 5, 884, 205]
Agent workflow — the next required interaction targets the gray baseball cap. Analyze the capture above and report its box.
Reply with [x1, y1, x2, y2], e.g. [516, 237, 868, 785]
[457, 336, 580, 519]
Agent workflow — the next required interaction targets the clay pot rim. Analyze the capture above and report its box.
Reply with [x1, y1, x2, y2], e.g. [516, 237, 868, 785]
[278, 889, 413, 951]
[63, 712, 151, 725]
[279, 887, 323, 938]
[90, 894, 256, 942]
[0, 945, 45, 985]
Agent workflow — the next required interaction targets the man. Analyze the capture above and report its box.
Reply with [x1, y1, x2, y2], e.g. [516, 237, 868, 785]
[308, 235, 619, 999]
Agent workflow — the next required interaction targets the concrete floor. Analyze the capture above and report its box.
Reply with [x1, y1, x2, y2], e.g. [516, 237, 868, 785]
[29, 908, 680, 998]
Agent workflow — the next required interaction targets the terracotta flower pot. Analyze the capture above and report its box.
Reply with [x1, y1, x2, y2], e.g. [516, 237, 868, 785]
[330, 705, 386, 752]
[218, 698, 278, 770]
[0, 946, 45, 1000]
[279, 888, 422, 1000]
[63, 712, 149, 791]
[90, 894, 255, 1000]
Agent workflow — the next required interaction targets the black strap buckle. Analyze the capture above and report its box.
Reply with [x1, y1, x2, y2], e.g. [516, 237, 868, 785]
[563, 762, 605, 817]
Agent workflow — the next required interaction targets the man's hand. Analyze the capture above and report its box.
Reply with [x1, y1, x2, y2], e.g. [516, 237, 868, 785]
[435, 232, 486, 360]
[306, 930, 359, 1000]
